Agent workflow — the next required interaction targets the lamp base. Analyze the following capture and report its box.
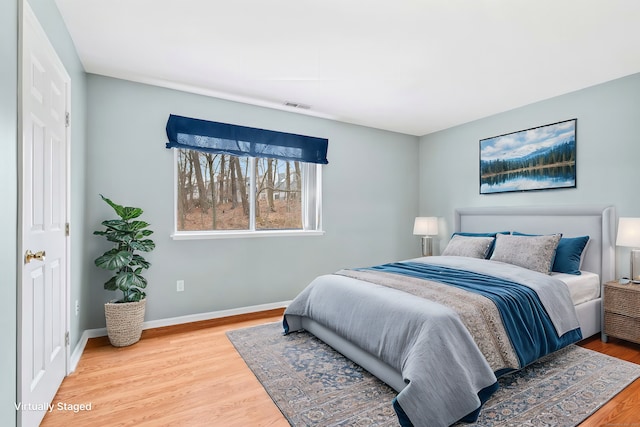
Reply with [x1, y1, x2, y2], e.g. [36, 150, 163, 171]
[632, 249, 640, 283]
[421, 236, 433, 257]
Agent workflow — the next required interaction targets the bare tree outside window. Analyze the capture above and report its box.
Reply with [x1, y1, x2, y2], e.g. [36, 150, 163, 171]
[176, 149, 305, 232]
[255, 157, 301, 230]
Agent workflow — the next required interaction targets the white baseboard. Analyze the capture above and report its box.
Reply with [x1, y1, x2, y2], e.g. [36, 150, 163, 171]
[69, 331, 88, 373]
[141, 300, 291, 330]
[68, 300, 291, 373]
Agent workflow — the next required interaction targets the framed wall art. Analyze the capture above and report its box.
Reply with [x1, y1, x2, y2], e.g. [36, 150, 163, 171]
[479, 119, 577, 194]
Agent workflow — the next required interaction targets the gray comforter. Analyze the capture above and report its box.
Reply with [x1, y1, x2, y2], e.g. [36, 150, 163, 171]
[283, 256, 580, 427]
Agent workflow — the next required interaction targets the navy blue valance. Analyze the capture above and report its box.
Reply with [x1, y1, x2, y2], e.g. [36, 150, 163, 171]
[165, 114, 328, 164]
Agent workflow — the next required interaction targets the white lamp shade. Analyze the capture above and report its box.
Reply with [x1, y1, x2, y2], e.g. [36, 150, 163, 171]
[413, 217, 438, 236]
[617, 218, 640, 247]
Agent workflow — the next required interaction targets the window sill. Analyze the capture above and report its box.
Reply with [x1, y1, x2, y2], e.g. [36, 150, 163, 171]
[171, 229, 325, 240]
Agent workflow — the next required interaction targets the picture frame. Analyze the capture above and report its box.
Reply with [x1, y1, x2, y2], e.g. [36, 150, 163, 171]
[479, 119, 577, 194]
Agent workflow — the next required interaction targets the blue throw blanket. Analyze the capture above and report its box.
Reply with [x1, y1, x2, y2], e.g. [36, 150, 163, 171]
[361, 261, 582, 369]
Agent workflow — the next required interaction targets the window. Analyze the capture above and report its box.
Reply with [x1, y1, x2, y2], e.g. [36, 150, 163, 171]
[166, 115, 327, 238]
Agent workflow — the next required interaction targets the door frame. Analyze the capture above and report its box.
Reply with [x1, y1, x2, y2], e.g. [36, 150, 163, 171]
[17, 0, 72, 423]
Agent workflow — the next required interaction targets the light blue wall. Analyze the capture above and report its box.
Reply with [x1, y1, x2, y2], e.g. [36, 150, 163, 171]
[85, 75, 420, 327]
[418, 72, 640, 276]
[0, 0, 18, 424]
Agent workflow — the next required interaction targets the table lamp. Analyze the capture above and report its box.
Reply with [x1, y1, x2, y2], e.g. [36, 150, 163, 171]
[616, 217, 640, 283]
[413, 217, 438, 256]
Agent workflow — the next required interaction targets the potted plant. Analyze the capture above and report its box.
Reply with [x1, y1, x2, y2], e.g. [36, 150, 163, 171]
[94, 194, 155, 347]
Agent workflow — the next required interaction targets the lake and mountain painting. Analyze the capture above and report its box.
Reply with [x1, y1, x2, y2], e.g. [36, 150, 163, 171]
[480, 119, 576, 194]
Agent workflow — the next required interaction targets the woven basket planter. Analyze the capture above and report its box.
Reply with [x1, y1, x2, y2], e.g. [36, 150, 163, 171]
[104, 298, 146, 347]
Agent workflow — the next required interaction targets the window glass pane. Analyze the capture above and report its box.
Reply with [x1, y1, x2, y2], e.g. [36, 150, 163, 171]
[175, 149, 318, 235]
[177, 150, 250, 231]
[255, 158, 302, 230]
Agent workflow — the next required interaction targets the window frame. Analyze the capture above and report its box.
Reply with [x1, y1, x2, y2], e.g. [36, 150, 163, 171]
[170, 149, 324, 240]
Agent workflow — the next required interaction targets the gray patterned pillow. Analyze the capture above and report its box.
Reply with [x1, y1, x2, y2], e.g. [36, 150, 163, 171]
[490, 233, 561, 274]
[441, 235, 494, 259]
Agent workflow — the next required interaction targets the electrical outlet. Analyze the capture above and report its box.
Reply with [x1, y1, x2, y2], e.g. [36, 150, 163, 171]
[177, 280, 184, 292]
[75, 300, 80, 316]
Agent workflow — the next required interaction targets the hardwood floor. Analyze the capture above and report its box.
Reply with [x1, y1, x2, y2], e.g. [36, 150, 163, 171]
[41, 309, 289, 427]
[41, 309, 640, 427]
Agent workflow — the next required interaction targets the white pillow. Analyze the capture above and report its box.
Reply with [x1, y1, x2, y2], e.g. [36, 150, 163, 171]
[441, 235, 495, 259]
[490, 233, 561, 274]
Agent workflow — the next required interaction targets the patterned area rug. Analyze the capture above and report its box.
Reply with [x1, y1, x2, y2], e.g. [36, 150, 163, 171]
[226, 322, 640, 427]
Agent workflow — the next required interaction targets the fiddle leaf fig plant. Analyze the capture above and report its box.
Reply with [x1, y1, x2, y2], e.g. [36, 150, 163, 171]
[94, 194, 155, 303]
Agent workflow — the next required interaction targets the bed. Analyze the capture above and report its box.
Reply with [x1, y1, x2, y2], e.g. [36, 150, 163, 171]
[283, 205, 616, 427]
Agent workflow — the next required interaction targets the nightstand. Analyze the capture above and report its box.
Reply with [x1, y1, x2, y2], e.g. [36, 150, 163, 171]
[602, 280, 640, 344]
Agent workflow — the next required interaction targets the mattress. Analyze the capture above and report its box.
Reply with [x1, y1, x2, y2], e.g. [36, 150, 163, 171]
[552, 271, 600, 305]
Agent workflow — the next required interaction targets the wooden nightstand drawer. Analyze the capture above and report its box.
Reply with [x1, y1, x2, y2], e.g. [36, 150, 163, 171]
[604, 311, 640, 344]
[603, 283, 640, 317]
[602, 281, 640, 344]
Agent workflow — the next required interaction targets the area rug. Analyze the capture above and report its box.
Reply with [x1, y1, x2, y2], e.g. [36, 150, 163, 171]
[226, 322, 640, 427]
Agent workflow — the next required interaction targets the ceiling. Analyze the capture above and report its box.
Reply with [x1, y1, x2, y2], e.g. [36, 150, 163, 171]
[54, 0, 640, 136]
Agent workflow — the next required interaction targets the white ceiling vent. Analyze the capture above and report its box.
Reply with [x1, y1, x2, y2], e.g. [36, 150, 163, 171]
[284, 101, 311, 110]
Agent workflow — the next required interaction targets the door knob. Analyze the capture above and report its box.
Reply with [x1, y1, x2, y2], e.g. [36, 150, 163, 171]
[25, 250, 46, 264]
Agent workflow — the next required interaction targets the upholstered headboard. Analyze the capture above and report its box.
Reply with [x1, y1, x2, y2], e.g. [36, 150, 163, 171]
[454, 205, 616, 283]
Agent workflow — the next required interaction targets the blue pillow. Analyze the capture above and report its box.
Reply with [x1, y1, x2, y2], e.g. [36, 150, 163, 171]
[512, 232, 589, 275]
[553, 236, 590, 275]
[452, 231, 509, 258]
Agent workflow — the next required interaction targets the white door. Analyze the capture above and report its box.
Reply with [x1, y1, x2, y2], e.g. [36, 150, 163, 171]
[18, 3, 71, 427]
